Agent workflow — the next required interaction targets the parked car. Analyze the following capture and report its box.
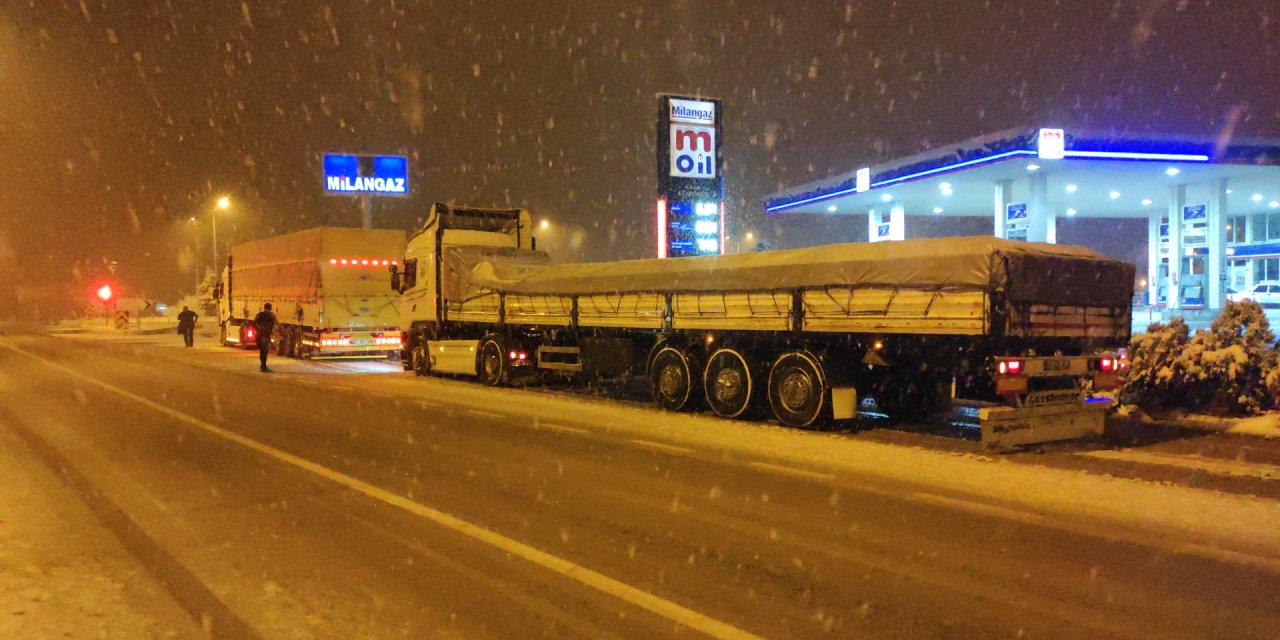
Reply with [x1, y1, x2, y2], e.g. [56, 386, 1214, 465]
[1228, 281, 1280, 307]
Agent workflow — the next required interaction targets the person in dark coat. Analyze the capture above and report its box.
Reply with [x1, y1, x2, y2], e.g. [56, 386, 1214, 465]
[176, 306, 198, 347]
[253, 303, 278, 372]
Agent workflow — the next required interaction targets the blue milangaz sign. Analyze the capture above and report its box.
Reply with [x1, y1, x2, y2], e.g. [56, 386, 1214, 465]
[323, 154, 409, 196]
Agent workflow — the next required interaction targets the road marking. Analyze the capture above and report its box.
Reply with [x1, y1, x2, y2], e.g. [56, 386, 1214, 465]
[1079, 449, 1280, 481]
[747, 461, 836, 482]
[3, 344, 762, 640]
[467, 409, 505, 419]
[911, 491, 1048, 524]
[537, 422, 589, 436]
[628, 439, 696, 455]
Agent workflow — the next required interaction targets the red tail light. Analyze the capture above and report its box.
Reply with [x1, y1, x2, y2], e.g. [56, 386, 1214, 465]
[998, 359, 1024, 376]
[1098, 357, 1115, 372]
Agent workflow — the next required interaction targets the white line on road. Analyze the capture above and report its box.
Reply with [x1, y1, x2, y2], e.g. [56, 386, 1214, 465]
[747, 461, 836, 482]
[911, 491, 1048, 524]
[536, 422, 589, 436]
[4, 344, 763, 640]
[628, 439, 696, 455]
[467, 409, 505, 419]
[1079, 449, 1280, 481]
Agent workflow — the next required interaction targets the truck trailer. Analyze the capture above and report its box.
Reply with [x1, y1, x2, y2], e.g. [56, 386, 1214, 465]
[392, 204, 1134, 447]
[217, 227, 407, 359]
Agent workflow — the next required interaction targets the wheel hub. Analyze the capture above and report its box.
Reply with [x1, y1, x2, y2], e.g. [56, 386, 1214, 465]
[658, 364, 684, 399]
[714, 367, 743, 403]
[779, 369, 814, 412]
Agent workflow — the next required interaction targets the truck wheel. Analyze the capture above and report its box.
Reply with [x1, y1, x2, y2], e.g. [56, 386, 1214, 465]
[409, 342, 430, 376]
[704, 348, 761, 419]
[477, 336, 509, 386]
[650, 346, 701, 411]
[768, 351, 828, 428]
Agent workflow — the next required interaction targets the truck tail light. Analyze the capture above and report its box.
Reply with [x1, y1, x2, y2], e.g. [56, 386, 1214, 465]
[997, 359, 1024, 376]
[1098, 357, 1115, 372]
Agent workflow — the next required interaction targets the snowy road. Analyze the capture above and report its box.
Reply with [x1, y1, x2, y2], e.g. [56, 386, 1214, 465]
[2, 332, 1280, 639]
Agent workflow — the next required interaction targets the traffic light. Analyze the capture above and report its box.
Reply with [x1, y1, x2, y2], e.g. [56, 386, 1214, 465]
[96, 283, 114, 303]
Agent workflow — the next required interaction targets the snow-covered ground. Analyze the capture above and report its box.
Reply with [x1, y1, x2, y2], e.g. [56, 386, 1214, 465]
[0, 415, 198, 638]
[34, 329, 1280, 573]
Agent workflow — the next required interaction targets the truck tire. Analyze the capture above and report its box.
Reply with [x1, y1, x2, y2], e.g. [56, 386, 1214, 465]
[409, 341, 430, 376]
[650, 346, 701, 411]
[703, 348, 762, 419]
[768, 351, 828, 428]
[477, 335, 509, 386]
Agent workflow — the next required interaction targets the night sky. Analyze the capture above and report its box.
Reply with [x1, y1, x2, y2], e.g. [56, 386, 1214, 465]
[2, 0, 1278, 306]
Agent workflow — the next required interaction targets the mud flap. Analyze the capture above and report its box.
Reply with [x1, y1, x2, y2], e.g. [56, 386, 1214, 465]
[831, 387, 858, 420]
[979, 398, 1109, 448]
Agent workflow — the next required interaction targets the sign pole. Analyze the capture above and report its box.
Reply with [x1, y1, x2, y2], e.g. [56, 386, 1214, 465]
[361, 195, 372, 230]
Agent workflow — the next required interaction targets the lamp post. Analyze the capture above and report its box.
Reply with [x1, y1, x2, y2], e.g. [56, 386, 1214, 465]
[212, 196, 230, 276]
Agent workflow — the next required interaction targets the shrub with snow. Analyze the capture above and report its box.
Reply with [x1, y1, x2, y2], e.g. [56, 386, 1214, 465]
[1120, 316, 1192, 411]
[1123, 301, 1280, 415]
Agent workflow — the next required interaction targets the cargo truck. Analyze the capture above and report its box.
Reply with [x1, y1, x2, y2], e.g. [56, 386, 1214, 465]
[392, 203, 1133, 447]
[216, 227, 406, 359]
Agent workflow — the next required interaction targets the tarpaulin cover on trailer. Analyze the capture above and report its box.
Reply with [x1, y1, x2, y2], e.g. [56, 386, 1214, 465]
[465, 236, 1135, 308]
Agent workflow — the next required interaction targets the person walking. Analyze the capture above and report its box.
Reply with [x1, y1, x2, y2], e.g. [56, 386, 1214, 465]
[253, 303, 278, 372]
[176, 306, 198, 347]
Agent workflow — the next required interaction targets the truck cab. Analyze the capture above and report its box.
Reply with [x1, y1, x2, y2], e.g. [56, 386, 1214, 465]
[393, 203, 540, 372]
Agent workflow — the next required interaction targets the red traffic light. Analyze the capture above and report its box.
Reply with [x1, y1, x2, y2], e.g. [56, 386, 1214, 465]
[96, 284, 114, 302]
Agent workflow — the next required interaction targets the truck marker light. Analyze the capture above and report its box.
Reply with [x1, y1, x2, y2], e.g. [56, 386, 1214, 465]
[340, 259, 349, 265]
[361, 259, 370, 265]
[872, 340, 884, 351]
[330, 259, 338, 265]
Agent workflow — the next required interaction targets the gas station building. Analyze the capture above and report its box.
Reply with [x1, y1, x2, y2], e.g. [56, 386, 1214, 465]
[765, 128, 1280, 320]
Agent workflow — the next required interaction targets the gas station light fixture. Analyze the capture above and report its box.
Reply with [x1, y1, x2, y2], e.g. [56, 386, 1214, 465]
[1026, 164, 1040, 172]
[880, 193, 893, 202]
[826, 205, 837, 212]
[932, 207, 944, 214]
[1065, 184, 1078, 193]
[1270, 201, 1280, 209]
[1252, 193, 1264, 202]
[1066, 208, 1078, 216]
[1109, 191, 1122, 200]
[1141, 198, 1153, 206]
[1165, 167, 1181, 176]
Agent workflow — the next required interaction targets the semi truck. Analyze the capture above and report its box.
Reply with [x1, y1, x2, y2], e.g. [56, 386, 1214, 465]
[392, 203, 1134, 447]
[216, 227, 407, 359]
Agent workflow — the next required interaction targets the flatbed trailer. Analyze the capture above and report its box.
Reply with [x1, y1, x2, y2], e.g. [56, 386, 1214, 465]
[394, 204, 1133, 447]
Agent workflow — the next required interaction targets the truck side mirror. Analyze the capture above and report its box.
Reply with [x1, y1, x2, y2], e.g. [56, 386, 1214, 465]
[389, 264, 401, 293]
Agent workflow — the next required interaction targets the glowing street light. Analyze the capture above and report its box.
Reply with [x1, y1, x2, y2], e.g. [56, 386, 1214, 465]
[96, 284, 114, 302]
[539, 219, 550, 231]
[217, 196, 231, 210]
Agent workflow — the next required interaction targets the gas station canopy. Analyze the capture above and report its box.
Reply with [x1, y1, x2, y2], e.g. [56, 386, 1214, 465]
[764, 128, 1280, 315]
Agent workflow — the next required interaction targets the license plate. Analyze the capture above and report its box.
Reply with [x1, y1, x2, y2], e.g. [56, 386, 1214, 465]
[1042, 358, 1072, 373]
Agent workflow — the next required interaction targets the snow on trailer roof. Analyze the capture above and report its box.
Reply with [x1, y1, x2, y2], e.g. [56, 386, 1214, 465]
[231, 227, 407, 266]
[471, 236, 1134, 307]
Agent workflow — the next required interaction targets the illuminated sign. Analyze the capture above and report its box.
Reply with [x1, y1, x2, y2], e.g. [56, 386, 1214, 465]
[657, 94, 724, 257]
[856, 167, 871, 192]
[323, 154, 409, 196]
[1037, 128, 1065, 160]
[670, 124, 716, 179]
[669, 98, 716, 125]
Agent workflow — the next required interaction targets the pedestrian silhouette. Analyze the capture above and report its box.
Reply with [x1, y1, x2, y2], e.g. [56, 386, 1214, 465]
[253, 303, 278, 372]
[177, 306, 198, 347]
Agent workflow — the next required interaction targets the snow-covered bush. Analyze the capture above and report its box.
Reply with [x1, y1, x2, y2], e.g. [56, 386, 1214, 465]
[1192, 300, 1276, 414]
[1120, 316, 1192, 411]
[1123, 301, 1280, 415]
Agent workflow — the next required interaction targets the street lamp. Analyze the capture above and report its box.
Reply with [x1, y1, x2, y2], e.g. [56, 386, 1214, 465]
[210, 196, 231, 277]
[539, 219, 550, 231]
